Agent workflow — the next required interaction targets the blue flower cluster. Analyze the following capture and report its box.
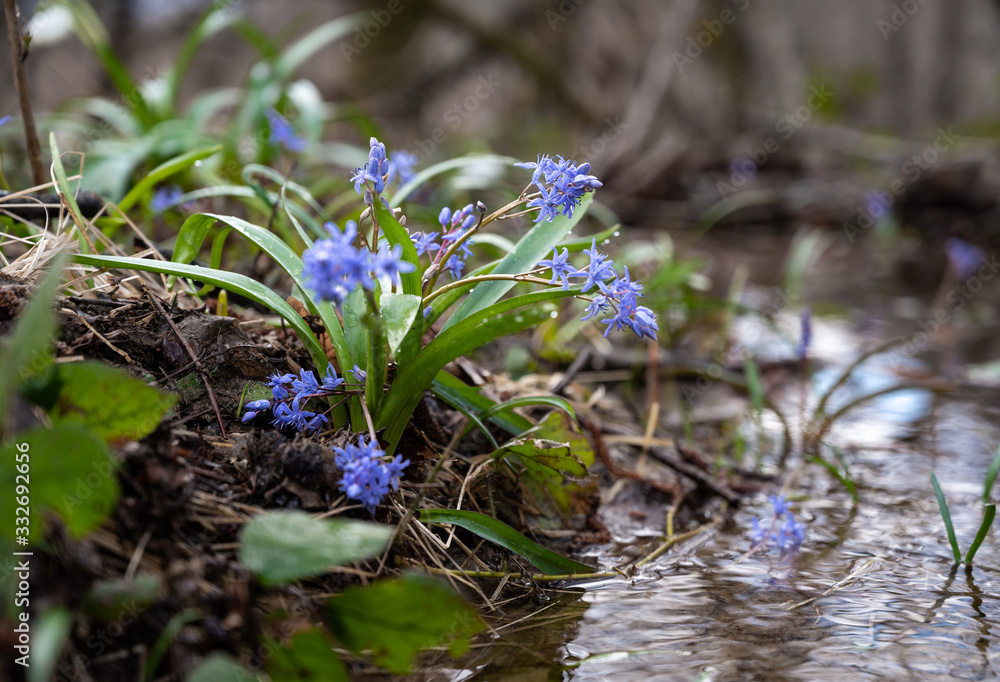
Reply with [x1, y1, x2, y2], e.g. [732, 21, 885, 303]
[515, 155, 603, 223]
[534, 239, 658, 340]
[351, 137, 391, 197]
[750, 494, 807, 558]
[387, 150, 418, 188]
[334, 436, 410, 514]
[301, 220, 415, 306]
[266, 108, 306, 153]
[241, 364, 349, 433]
[409, 203, 481, 280]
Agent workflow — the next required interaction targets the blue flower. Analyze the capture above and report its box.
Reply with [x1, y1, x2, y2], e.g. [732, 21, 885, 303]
[444, 255, 465, 280]
[768, 494, 790, 517]
[266, 108, 306, 153]
[333, 436, 409, 514]
[373, 242, 416, 285]
[944, 237, 983, 281]
[321, 363, 344, 391]
[410, 231, 440, 257]
[245, 399, 271, 411]
[350, 364, 367, 382]
[750, 494, 806, 559]
[151, 185, 184, 213]
[538, 247, 577, 290]
[350, 137, 390, 196]
[301, 221, 372, 306]
[797, 306, 812, 360]
[269, 373, 296, 400]
[573, 239, 618, 293]
[291, 368, 320, 397]
[0, 115, 10, 127]
[515, 155, 602, 222]
[386, 149, 418, 187]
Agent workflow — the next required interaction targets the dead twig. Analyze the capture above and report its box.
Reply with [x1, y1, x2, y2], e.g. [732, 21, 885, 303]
[3, 0, 45, 185]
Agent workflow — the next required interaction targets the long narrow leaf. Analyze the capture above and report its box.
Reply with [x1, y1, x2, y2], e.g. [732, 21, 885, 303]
[931, 473, 962, 564]
[371, 198, 422, 367]
[443, 193, 593, 331]
[430, 372, 533, 436]
[49, 134, 87, 234]
[965, 504, 995, 565]
[376, 289, 577, 451]
[117, 145, 222, 213]
[984, 443, 1000, 502]
[419, 509, 593, 575]
[72, 254, 327, 368]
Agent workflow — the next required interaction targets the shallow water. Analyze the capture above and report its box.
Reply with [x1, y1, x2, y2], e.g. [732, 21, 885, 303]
[431, 236, 1000, 681]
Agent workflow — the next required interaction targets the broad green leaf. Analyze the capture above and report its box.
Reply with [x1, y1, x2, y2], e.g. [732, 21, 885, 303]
[443, 193, 593, 331]
[0, 425, 117, 541]
[326, 572, 484, 674]
[186, 654, 259, 682]
[0, 253, 65, 420]
[117, 145, 222, 213]
[372, 196, 423, 368]
[341, 287, 369, 375]
[29, 609, 73, 682]
[265, 629, 348, 682]
[52, 361, 176, 442]
[491, 432, 591, 523]
[72, 253, 327, 369]
[389, 154, 519, 206]
[239, 510, 392, 585]
[380, 293, 421, 360]
[419, 509, 593, 575]
[376, 297, 567, 452]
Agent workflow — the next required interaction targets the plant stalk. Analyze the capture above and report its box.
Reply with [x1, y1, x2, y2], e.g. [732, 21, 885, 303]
[4, 0, 45, 185]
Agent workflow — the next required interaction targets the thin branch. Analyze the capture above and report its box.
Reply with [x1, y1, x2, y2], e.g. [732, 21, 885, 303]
[4, 0, 45, 185]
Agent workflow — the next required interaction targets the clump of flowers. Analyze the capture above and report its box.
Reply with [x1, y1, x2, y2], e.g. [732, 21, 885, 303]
[241, 364, 355, 433]
[750, 494, 807, 559]
[301, 220, 414, 307]
[515, 154, 603, 223]
[334, 436, 409, 514]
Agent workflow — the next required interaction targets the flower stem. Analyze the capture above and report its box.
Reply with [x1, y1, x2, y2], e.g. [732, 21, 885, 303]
[422, 273, 557, 306]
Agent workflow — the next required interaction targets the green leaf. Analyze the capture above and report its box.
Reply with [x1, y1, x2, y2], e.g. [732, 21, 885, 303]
[117, 145, 222, 214]
[984, 443, 1000, 502]
[326, 572, 484, 674]
[376, 294, 570, 452]
[186, 654, 259, 682]
[419, 509, 594, 575]
[389, 154, 519, 206]
[265, 629, 348, 682]
[0, 253, 65, 420]
[28, 609, 73, 682]
[167, 5, 242, 110]
[443, 193, 593, 331]
[49, 134, 87, 233]
[931, 472, 962, 564]
[371, 196, 423, 368]
[239, 510, 393, 585]
[380, 293, 421, 360]
[145, 609, 201, 681]
[172, 213, 350, 372]
[0, 425, 117, 541]
[965, 504, 995, 565]
[71, 253, 327, 369]
[51, 361, 175, 442]
[273, 15, 365, 82]
[84, 574, 162, 622]
[491, 435, 590, 523]
[430, 371, 533, 436]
